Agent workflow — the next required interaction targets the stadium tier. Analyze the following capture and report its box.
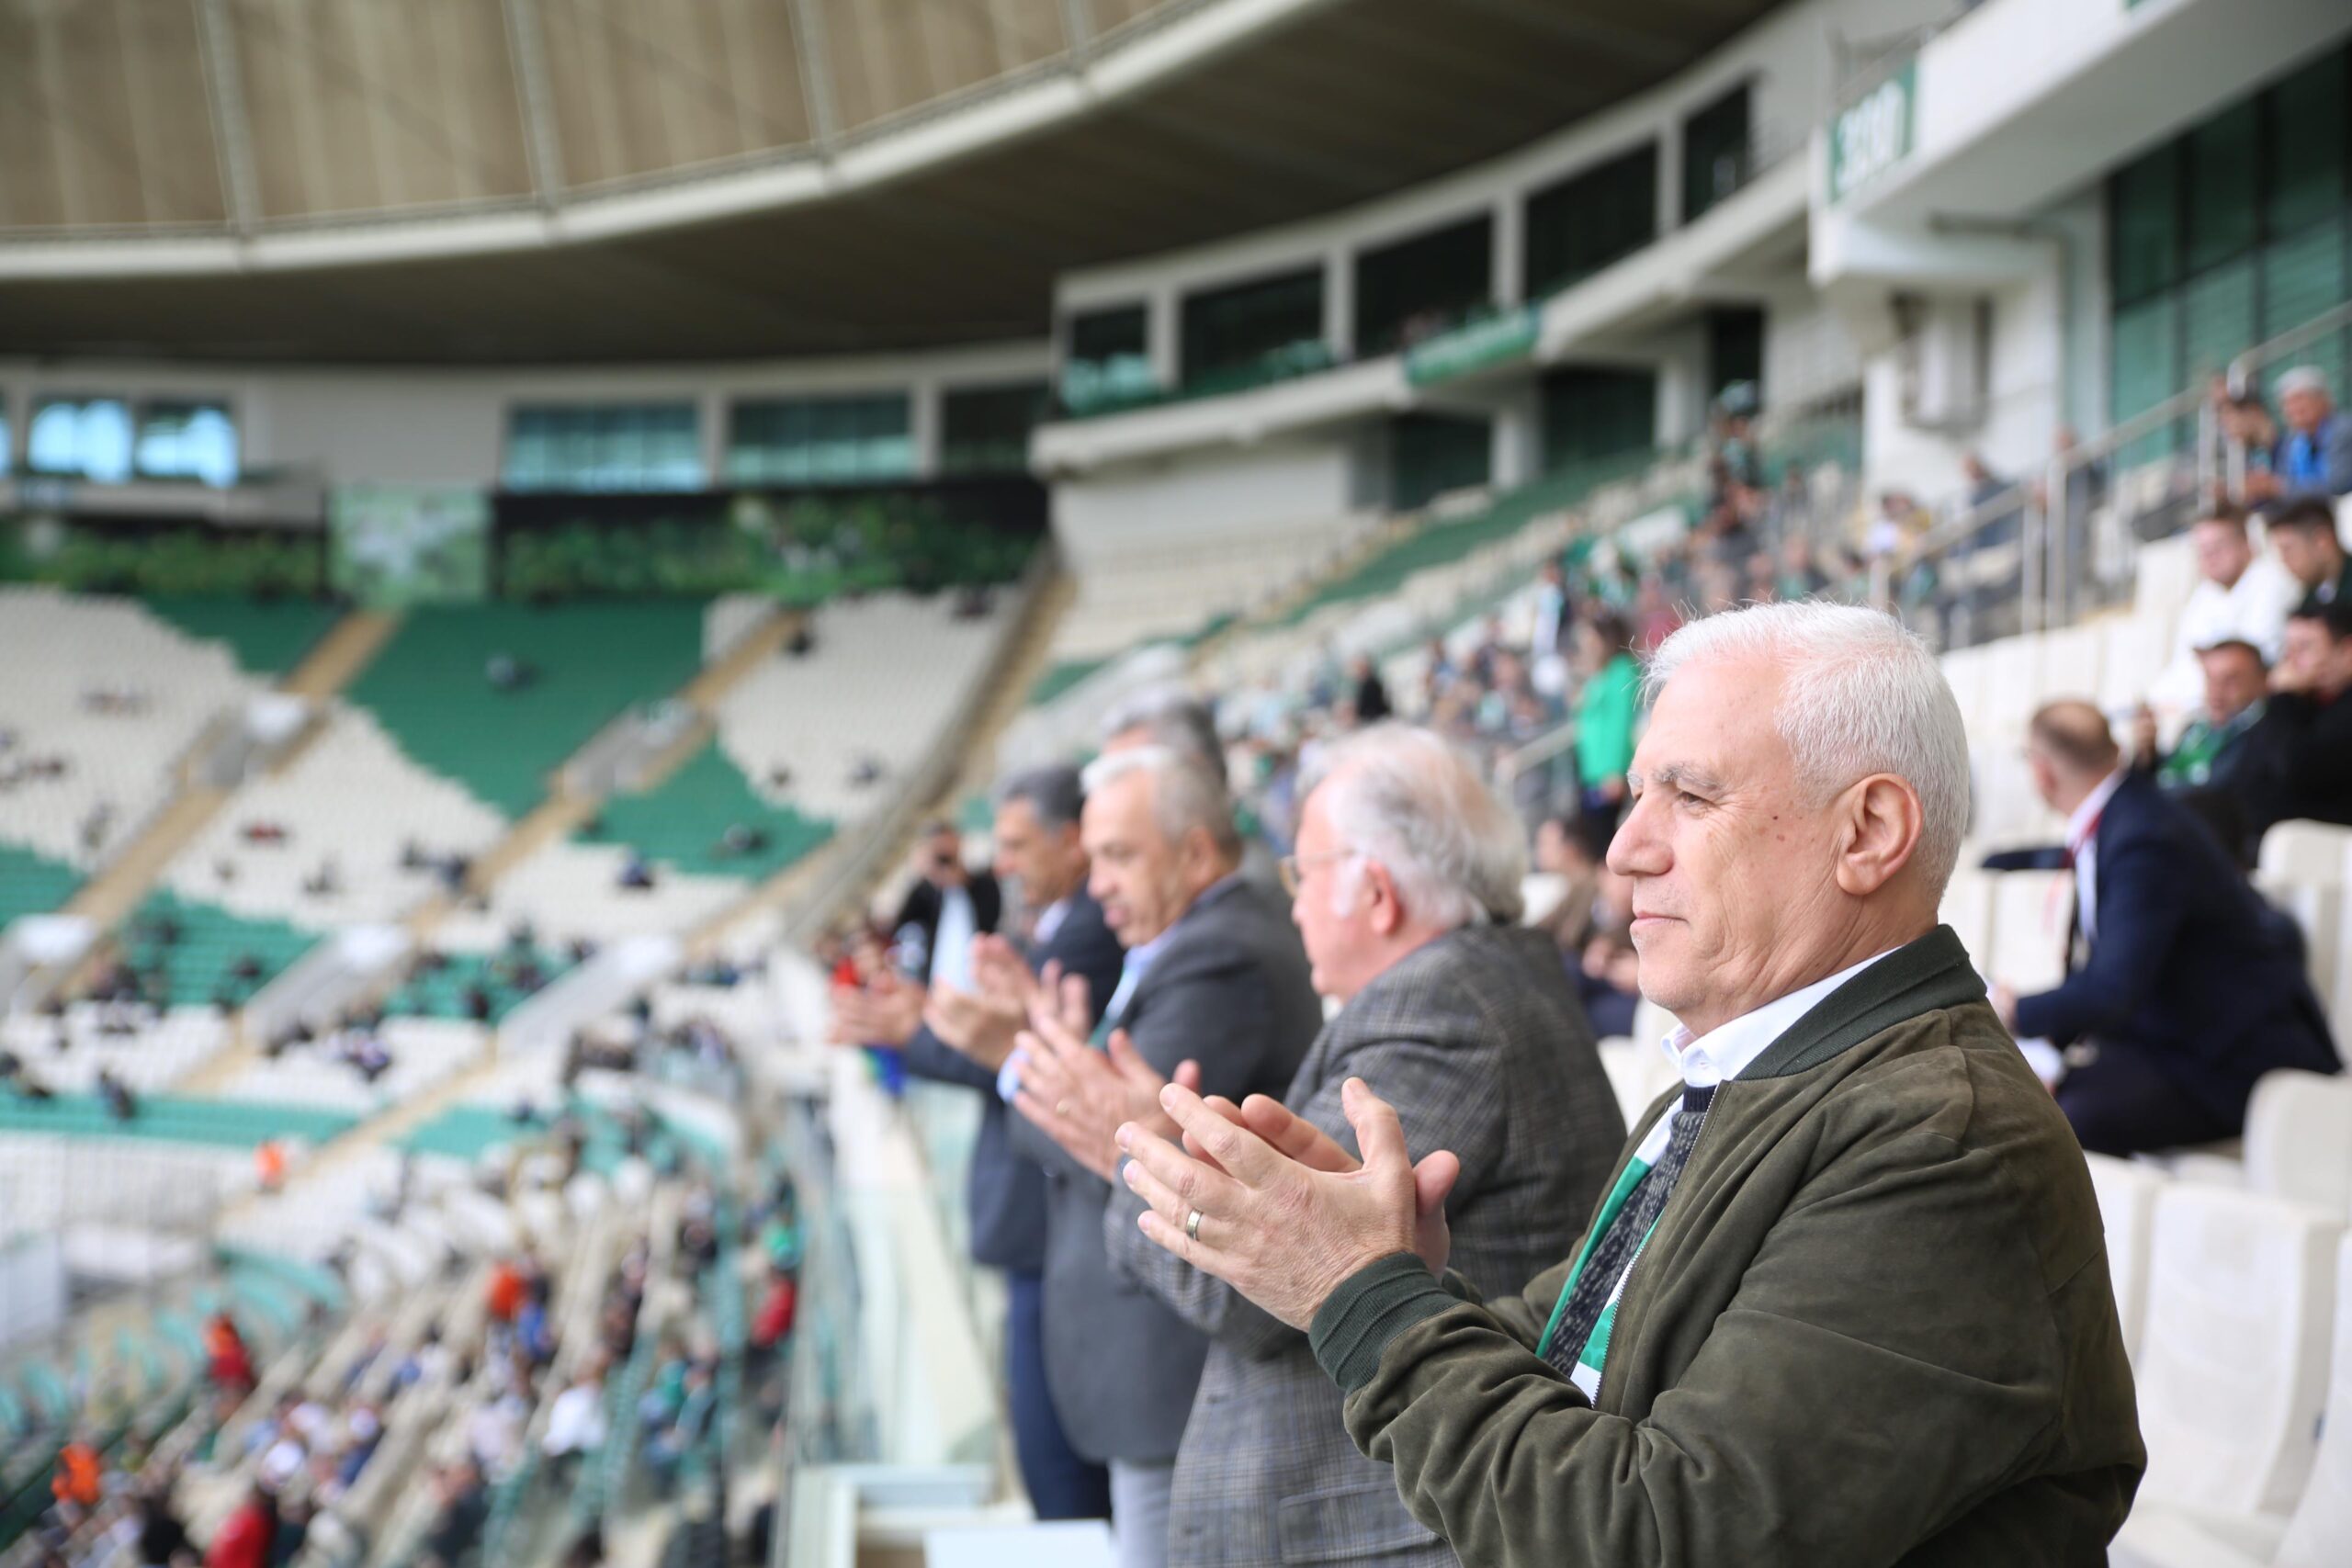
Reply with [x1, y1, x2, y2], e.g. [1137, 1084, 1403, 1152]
[4, 4, 2351, 1567]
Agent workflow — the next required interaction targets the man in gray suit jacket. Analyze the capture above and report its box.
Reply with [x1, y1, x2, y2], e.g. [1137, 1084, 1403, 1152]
[1019, 726, 1623, 1565]
[1008, 744, 1322, 1568]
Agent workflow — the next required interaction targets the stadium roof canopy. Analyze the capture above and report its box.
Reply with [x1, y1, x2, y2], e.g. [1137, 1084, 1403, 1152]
[0, 0, 1779, 364]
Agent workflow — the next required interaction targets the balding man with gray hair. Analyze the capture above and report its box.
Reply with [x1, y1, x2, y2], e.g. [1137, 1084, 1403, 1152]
[1016, 724, 1622, 1566]
[1008, 742, 1321, 1568]
[1115, 603, 2145, 1567]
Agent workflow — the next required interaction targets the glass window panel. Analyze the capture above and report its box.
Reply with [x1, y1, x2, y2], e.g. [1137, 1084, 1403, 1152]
[726, 394, 911, 485]
[2110, 293, 2183, 467]
[1390, 413, 1491, 511]
[2266, 45, 2347, 241]
[1541, 367, 1657, 469]
[505, 403, 703, 491]
[1681, 82, 1752, 223]
[134, 401, 239, 487]
[2109, 143, 2181, 308]
[1068, 304, 1148, 366]
[942, 382, 1048, 475]
[28, 397, 133, 483]
[1353, 215, 1493, 358]
[2184, 101, 2258, 276]
[2180, 255, 2258, 386]
[1180, 267, 1324, 385]
[1525, 141, 1658, 299]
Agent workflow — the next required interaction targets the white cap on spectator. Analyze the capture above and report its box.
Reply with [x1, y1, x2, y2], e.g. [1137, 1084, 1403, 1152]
[2277, 366, 2329, 398]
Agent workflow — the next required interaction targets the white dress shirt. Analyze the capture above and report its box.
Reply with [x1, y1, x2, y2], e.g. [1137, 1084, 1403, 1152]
[2065, 767, 2128, 946]
[933, 883, 978, 991]
[2146, 556, 2301, 717]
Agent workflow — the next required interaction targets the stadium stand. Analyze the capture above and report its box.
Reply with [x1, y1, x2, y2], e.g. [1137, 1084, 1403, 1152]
[7, 5, 2352, 1567]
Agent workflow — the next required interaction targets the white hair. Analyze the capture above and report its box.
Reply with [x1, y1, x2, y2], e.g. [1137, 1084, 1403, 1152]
[1080, 744, 1241, 860]
[1645, 602, 1971, 894]
[1304, 723, 1527, 928]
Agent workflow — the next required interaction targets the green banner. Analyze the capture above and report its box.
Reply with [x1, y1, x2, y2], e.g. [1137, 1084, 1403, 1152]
[329, 485, 490, 605]
[1405, 305, 1540, 388]
[1828, 59, 1917, 205]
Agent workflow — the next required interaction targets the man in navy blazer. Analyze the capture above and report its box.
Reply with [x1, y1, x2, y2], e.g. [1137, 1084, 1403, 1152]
[831, 765, 1125, 1519]
[1986, 700, 2339, 1155]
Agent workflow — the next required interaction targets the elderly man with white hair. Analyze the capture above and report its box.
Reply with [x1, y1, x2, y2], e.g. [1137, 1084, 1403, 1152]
[1112, 603, 2145, 1567]
[1018, 724, 1623, 1566]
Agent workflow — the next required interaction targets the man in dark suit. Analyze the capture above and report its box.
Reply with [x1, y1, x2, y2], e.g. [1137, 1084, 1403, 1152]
[1988, 701, 2339, 1156]
[886, 821, 1003, 987]
[1009, 745, 1321, 1568]
[829, 767, 1123, 1521]
[2246, 594, 2352, 836]
[2267, 494, 2352, 612]
[1014, 725, 1623, 1567]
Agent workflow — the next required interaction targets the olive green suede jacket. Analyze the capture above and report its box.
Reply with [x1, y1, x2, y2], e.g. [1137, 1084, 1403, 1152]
[1307, 926, 2144, 1567]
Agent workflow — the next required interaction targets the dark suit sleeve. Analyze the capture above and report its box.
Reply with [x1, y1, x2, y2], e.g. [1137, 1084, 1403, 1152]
[888, 882, 933, 940]
[899, 1024, 1000, 1094]
[1104, 1014, 1507, 1360]
[1980, 845, 2067, 873]
[2267, 694, 2352, 803]
[974, 874, 1003, 935]
[2013, 829, 2186, 1046]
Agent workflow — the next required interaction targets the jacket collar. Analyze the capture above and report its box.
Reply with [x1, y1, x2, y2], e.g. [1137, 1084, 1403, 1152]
[1741, 924, 1985, 1080]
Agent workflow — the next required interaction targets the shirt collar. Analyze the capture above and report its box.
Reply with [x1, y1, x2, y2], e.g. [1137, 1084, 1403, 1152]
[1657, 947, 1900, 1089]
[2066, 766, 2129, 854]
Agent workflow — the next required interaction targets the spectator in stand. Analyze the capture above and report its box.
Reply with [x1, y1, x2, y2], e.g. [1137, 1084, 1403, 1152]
[1576, 864, 1643, 1041]
[541, 1359, 610, 1477]
[2144, 503, 2302, 717]
[2268, 493, 2352, 610]
[2222, 388, 2281, 493]
[2267, 366, 2352, 497]
[1774, 534, 1828, 601]
[1007, 746, 1322, 1568]
[1989, 702, 2337, 1155]
[1528, 814, 1603, 964]
[2132, 639, 2276, 860]
[205, 1483, 276, 1568]
[132, 1483, 191, 1567]
[204, 1312, 254, 1399]
[485, 1255, 526, 1325]
[829, 764, 1125, 1524]
[886, 822, 1002, 991]
[1531, 559, 1573, 662]
[2248, 594, 2352, 833]
[1348, 655, 1392, 725]
[417, 1461, 488, 1568]
[1010, 724, 1621, 1568]
[50, 1435, 101, 1518]
[1569, 613, 1640, 855]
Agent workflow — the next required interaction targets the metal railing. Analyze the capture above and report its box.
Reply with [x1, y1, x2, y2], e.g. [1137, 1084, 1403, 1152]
[1877, 299, 2352, 649]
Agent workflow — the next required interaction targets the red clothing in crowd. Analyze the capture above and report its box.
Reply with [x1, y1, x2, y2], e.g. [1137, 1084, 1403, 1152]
[487, 1261, 526, 1324]
[752, 1275, 797, 1350]
[206, 1497, 276, 1568]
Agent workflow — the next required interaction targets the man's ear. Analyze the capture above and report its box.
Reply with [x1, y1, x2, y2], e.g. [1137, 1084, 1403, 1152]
[1835, 774, 1923, 897]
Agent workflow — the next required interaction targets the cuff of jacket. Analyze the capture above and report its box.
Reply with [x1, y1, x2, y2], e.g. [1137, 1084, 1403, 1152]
[1310, 1251, 1457, 1397]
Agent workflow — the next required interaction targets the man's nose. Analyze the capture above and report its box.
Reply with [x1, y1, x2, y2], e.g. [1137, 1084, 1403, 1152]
[1606, 795, 1666, 878]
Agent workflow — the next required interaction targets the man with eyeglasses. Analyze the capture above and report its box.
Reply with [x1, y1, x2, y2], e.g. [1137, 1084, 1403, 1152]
[1014, 724, 1620, 1567]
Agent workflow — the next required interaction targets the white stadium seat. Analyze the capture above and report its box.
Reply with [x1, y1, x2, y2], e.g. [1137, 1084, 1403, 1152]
[2116, 1230, 2352, 1568]
[1987, 868, 2069, 995]
[2082, 1152, 2163, 1361]
[2243, 1070, 2352, 1219]
[2134, 1185, 2343, 1518]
